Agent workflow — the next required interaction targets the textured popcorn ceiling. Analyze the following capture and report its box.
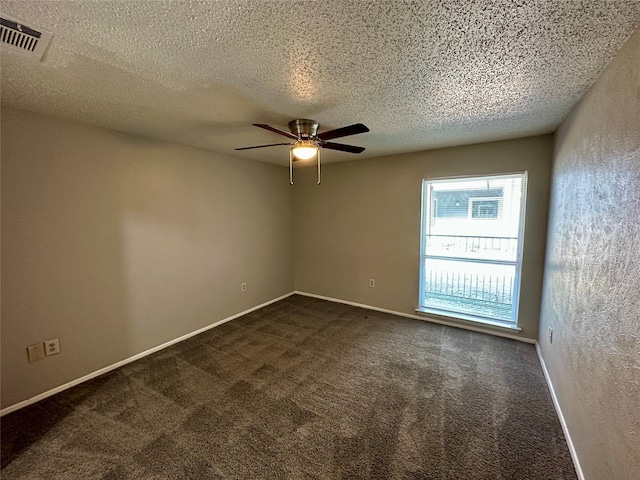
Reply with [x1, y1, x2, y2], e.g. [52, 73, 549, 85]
[1, 0, 639, 166]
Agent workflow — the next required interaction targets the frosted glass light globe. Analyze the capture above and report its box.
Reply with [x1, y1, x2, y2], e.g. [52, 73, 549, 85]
[292, 145, 318, 160]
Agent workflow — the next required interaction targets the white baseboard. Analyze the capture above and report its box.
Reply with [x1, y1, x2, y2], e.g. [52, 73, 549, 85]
[1, 291, 296, 417]
[535, 342, 585, 480]
[295, 291, 536, 344]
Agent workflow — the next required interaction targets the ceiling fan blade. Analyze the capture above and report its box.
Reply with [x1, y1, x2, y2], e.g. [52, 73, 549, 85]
[322, 141, 365, 154]
[253, 123, 298, 139]
[317, 123, 369, 141]
[235, 142, 293, 151]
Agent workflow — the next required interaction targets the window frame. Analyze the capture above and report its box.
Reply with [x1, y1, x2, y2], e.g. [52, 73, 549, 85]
[417, 172, 528, 329]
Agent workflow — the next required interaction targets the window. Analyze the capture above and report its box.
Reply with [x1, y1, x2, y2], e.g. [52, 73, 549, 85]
[469, 198, 500, 219]
[418, 173, 527, 328]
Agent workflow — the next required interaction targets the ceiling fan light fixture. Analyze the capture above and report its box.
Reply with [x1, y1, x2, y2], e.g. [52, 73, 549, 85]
[291, 140, 318, 160]
[237, 119, 368, 185]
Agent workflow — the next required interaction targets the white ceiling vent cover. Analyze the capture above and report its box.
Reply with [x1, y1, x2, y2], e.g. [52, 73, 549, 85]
[0, 16, 52, 61]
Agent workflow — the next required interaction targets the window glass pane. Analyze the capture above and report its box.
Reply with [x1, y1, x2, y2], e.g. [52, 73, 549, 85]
[422, 259, 516, 322]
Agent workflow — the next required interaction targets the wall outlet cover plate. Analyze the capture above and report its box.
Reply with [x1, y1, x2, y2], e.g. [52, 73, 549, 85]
[45, 338, 60, 356]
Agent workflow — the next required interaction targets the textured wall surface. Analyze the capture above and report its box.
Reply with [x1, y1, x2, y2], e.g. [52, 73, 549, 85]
[1, 1, 639, 165]
[1, 109, 294, 410]
[293, 135, 552, 340]
[539, 29, 640, 479]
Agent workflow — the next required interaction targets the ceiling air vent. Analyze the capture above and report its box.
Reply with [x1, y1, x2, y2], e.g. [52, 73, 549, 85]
[0, 16, 52, 61]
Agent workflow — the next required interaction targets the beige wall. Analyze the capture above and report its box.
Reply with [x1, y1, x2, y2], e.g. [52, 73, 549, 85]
[539, 28, 640, 479]
[293, 135, 553, 340]
[1, 109, 294, 409]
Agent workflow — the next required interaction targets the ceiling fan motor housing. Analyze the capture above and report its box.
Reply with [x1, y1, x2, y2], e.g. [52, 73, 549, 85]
[288, 119, 319, 138]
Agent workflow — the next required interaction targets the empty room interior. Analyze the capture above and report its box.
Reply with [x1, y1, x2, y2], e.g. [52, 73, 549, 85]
[1, 1, 639, 479]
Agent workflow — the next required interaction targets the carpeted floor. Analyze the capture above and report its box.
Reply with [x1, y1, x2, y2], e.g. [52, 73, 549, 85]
[1, 295, 576, 479]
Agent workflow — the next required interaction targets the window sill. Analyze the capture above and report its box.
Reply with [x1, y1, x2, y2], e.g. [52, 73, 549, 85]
[414, 308, 522, 332]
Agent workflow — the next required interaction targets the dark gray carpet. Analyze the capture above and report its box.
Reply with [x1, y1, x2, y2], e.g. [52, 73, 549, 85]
[1, 295, 576, 479]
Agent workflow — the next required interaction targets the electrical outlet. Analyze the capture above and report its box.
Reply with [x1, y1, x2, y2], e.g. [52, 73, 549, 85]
[27, 343, 46, 362]
[44, 338, 60, 356]
[241, 282, 247, 292]
[548, 326, 553, 344]
[368, 278, 375, 288]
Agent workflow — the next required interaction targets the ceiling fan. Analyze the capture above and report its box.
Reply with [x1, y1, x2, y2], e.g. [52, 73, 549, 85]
[236, 119, 369, 184]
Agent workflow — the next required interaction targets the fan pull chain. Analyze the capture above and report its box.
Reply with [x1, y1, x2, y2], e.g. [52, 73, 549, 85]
[289, 148, 321, 185]
[289, 149, 294, 185]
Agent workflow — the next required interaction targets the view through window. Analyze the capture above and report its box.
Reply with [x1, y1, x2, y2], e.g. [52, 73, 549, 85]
[418, 173, 527, 327]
